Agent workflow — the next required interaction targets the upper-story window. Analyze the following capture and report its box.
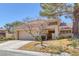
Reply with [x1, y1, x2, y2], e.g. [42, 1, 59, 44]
[60, 30, 72, 34]
[67, 30, 71, 33]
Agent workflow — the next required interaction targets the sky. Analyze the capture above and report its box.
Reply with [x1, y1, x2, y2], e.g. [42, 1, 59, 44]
[0, 3, 72, 27]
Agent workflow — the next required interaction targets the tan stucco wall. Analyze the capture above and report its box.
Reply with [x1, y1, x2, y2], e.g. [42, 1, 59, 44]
[59, 33, 73, 38]
[6, 31, 14, 38]
[47, 25, 59, 39]
[14, 30, 38, 40]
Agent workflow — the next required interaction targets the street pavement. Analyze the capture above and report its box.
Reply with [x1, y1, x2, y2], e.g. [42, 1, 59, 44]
[0, 50, 32, 56]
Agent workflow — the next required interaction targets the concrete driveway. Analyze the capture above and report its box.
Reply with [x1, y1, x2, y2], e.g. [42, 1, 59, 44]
[0, 40, 32, 50]
[0, 40, 34, 56]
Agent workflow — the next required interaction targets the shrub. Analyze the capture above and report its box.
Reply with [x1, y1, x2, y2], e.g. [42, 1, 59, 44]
[41, 35, 46, 40]
[35, 36, 41, 41]
[71, 40, 78, 48]
[58, 36, 66, 39]
[66, 48, 79, 56]
[0, 35, 15, 41]
[35, 36, 44, 46]
[0, 36, 6, 41]
[47, 45, 64, 55]
[6, 36, 15, 40]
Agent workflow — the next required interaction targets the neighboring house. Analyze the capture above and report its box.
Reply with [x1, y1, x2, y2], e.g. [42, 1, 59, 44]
[59, 23, 73, 38]
[0, 27, 13, 39]
[14, 19, 73, 40]
[6, 32, 14, 39]
[0, 28, 6, 37]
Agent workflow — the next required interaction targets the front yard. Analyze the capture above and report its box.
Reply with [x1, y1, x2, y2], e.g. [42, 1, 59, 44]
[18, 39, 79, 56]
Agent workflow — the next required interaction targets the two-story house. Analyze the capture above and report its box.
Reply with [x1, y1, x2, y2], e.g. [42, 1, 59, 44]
[14, 18, 72, 40]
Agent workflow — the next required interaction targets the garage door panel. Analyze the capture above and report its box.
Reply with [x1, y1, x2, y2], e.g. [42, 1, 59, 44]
[19, 31, 34, 40]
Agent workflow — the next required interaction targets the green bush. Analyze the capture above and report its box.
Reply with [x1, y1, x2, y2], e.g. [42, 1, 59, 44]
[0, 35, 15, 41]
[35, 35, 46, 41]
[71, 40, 78, 48]
[0, 36, 6, 41]
[41, 35, 46, 40]
[35, 36, 42, 41]
[58, 36, 65, 39]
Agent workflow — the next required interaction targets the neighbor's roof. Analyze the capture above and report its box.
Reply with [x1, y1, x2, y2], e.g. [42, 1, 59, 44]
[60, 22, 72, 30]
[60, 22, 67, 26]
[0, 27, 6, 31]
[60, 25, 72, 30]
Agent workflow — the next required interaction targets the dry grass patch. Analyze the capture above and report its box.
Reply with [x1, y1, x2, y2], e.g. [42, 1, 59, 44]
[44, 39, 71, 47]
[18, 39, 79, 55]
[18, 39, 73, 54]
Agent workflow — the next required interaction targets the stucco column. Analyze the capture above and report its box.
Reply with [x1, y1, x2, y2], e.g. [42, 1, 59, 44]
[54, 25, 59, 39]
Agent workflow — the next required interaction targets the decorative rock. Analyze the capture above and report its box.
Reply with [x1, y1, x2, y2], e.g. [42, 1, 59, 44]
[51, 54, 60, 56]
[60, 52, 71, 56]
[35, 44, 48, 48]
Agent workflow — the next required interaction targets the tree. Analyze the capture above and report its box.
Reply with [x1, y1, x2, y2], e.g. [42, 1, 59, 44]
[11, 21, 24, 27]
[23, 18, 48, 46]
[73, 3, 79, 37]
[4, 21, 24, 33]
[4, 23, 13, 33]
[40, 3, 79, 38]
[40, 3, 74, 19]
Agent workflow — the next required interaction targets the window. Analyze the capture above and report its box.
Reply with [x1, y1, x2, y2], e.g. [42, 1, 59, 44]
[60, 31, 64, 34]
[67, 30, 71, 33]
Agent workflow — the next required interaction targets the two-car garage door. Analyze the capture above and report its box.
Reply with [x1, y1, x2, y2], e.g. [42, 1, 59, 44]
[17, 31, 34, 40]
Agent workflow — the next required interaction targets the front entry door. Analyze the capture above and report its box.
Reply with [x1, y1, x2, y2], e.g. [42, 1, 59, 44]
[47, 30, 55, 40]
